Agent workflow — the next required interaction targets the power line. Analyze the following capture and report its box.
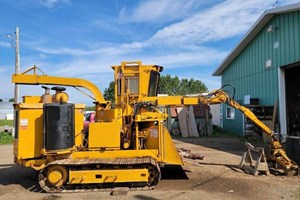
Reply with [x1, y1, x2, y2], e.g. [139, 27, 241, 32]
[0, 33, 13, 37]
[0, 33, 15, 48]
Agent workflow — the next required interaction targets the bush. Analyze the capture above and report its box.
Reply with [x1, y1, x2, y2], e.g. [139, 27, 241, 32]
[212, 125, 223, 135]
[0, 132, 13, 144]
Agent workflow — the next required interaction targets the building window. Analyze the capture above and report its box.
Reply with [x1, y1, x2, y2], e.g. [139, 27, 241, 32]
[226, 107, 235, 119]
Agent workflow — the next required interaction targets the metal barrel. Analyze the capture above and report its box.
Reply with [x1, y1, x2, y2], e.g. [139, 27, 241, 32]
[43, 103, 75, 151]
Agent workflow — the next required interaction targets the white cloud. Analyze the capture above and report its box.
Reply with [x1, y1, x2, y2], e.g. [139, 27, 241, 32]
[35, 47, 102, 56]
[0, 65, 15, 100]
[0, 40, 13, 48]
[139, 48, 227, 68]
[34, 44, 143, 57]
[29, 0, 273, 79]
[119, 0, 300, 49]
[0, 67, 10, 74]
[119, 0, 217, 23]
[31, 46, 221, 84]
[119, 0, 300, 25]
[40, 0, 71, 8]
[148, 0, 275, 46]
[34, 0, 300, 58]
[25, 0, 300, 101]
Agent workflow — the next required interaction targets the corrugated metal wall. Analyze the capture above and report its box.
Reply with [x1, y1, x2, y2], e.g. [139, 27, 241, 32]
[221, 11, 300, 135]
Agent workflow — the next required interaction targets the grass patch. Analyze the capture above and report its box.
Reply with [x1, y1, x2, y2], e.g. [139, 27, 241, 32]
[0, 132, 13, 144]
[0, 120, 13, 127]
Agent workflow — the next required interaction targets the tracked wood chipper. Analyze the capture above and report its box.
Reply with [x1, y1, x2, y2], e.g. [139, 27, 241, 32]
[12, 61, 298, 193]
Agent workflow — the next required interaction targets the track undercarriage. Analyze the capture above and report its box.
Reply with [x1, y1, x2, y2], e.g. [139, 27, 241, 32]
[38, 157, 161, 193]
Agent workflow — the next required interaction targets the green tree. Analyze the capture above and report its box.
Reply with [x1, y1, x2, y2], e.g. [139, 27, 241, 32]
[0, 99, 3, 102]
[85, 106, 95, 111]
[158, 75, 207, 95]
[158, 74, 181, 95]
[103, 75, 207, 100]
[103, 81, 115, 102]
[8, 98, 14, 102]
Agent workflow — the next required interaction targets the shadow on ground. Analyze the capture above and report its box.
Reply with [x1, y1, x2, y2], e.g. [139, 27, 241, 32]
[160, 166, 189, 180]
[197, 162, 243, 174]
[0, 164, 41, 192]
[133, 195, 160, 200]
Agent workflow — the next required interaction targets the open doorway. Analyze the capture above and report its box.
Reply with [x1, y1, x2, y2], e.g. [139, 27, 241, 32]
[285, 65, 300, 136]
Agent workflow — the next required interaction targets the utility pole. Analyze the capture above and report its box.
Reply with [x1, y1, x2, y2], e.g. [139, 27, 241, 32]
[14, 27, 20, 103]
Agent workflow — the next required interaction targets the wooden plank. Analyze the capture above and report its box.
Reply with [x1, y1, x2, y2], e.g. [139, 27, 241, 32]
[242, 165, 255, 175]
[187, 106, 199, 137]
[177, 107, 189, 138]
[205, 109, 209, 136]
[198, 119, 205, 136]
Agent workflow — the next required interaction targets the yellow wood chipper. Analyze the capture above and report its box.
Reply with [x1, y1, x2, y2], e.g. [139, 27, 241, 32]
[12, 61, 298, 192]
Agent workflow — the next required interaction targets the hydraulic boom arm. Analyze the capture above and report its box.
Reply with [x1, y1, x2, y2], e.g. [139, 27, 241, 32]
[144, 87, 298, 175]
[199, 89, 298, 175]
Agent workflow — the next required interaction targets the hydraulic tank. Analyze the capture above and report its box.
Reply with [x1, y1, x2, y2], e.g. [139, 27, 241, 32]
[43, 103, 75, 151]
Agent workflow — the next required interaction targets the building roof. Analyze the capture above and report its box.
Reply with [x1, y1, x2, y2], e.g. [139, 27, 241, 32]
[213, 3, 300, 76]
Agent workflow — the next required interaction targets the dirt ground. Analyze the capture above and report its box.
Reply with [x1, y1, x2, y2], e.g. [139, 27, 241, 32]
[0, 137, 299, 200]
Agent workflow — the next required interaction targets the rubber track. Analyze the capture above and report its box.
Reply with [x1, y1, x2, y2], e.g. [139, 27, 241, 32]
[38, 157, 161, 193]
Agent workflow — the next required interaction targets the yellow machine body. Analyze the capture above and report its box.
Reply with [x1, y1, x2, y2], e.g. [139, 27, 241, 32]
[88, 122, 121, 149]
[68, 168, 149, 184]
[12, 63, 182, 192]
[13, 103, 44, 159]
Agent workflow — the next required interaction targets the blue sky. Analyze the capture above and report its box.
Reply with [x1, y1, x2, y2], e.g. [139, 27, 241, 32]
[0, 0, 299, 105]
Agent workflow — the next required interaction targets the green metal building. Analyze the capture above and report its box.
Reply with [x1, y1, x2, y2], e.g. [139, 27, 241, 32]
[213, 3, 300, 136]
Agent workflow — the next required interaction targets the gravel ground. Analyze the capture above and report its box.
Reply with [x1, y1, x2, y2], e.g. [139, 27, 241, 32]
[0, 137, 299, 200]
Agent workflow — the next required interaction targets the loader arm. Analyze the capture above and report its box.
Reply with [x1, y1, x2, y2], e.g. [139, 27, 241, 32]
[199, 89, 298, 175]
[12, 66, 107, 104]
